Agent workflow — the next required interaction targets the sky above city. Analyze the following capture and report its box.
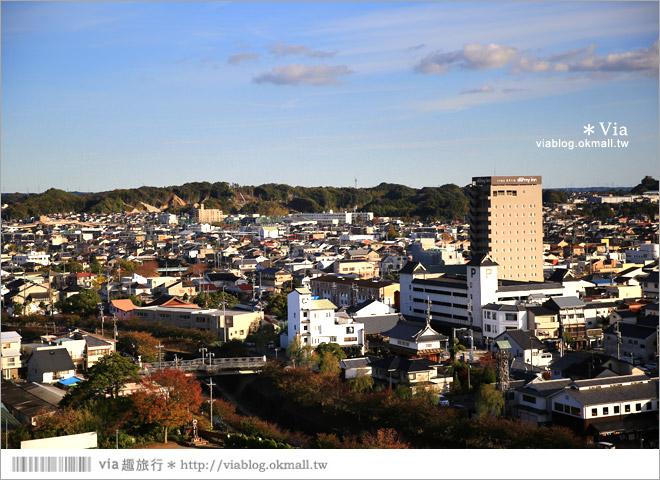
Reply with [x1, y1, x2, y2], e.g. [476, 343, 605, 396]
[2, 1, 659, 193]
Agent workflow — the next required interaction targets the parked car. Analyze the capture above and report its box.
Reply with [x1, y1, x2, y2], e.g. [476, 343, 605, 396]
[436, 394, 450, 407]
[594, 442, 615, 449]
[644, 362, 658, 374]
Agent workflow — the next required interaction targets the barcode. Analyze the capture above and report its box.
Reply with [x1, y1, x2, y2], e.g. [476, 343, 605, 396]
[12, 456, 91, 473]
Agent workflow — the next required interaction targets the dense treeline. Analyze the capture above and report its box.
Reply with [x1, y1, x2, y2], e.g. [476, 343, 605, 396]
[3, 181, 471, 221]
[4, 177, 655, 221]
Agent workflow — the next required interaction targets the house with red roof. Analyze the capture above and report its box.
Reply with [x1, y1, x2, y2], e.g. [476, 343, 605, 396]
[109, 299, 137, 321]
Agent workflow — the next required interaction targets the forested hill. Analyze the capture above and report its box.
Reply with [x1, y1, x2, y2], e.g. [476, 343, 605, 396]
[3, 176, 655, 221]
[2, 181, 471, 221]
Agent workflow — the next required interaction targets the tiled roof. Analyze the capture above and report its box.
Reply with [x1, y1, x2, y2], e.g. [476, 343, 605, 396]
[560, 379, 657, 406]
[30, 348, 75, 373]
[382, 320, 447, 343]
[359, 314, 403, 335]
[603, 323, 655, 340]
[370, 355, 441, 373]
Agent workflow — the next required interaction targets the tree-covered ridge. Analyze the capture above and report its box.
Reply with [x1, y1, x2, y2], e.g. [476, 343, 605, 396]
[2, 180, 471, 221]
[3, 177, 655, 221]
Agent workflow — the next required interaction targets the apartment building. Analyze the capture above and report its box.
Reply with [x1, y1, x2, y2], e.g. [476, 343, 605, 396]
[310, 275, 399, 308]
[469, 176, 543, 281]
[132, 305, 262, 341]
[192, 204, 224, 223]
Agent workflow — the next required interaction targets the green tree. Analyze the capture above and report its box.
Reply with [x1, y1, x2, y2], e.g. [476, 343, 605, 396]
[449, 338, 466, 361]
[265, 292, 288, 319]
[394, 384, 412, 399]
[386, 223, 401, 240]
[117, 331, 158, 362]
[61, 289, 102, 317]
[315, 342, 346, 361]
[52, 260, 84, 274]
[193, 292, 208, 308]
[318, 351, 341, 376]
[287, 334, 316, 368]
[89, 256, 102, 274]
[246, 323, 277, 352]
[475, 384, 504, 418]
[207, 291, 238, 309]
[347, 374, 374, 393]
[67, 352, 141, 402]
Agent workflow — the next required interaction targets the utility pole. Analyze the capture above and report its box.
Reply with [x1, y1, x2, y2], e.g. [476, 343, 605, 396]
[113, 316, 117, 342]
[156, 342, 164, 369]
[206, 377, 216, 430]
[222, 286, 227, 343]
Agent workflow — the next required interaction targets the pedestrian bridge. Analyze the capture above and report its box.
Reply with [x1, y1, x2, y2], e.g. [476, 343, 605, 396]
[141, 356, 267, 375]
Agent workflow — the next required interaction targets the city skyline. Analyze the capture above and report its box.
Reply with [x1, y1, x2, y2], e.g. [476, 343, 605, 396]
[2, 1, 658, 193]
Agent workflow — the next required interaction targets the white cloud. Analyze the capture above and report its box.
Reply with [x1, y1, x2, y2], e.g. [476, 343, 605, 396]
[269, 42, 336, 58]
[253, 64, 354, 86]
[570, 41, 658, 73]
[414, 43, 518, 74]
[227, 52, 261, 65]
[513, 42, 658, 75]
[460, 86, 494, 95]
[462, 43, 518, 70]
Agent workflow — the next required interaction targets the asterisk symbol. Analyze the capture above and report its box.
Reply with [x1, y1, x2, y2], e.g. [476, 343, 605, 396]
[583, 124, 594, 136]
[167, 461, 176, 469]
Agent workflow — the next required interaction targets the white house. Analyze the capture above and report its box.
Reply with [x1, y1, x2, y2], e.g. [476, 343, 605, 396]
[25, 348, 76, 383]
[625, 243, 659, 264]
[284, 288, 364, 350]
[492, 329, 553, 368]
[259, 226, 279, 240]
[548, 375, 658, 440]
[1, 331, 22, 380]
[13, 250, 50, 266]
[482, 303, 527, 341]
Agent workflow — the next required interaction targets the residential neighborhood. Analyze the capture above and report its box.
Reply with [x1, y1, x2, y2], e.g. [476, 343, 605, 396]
[1, 176, 658, 452]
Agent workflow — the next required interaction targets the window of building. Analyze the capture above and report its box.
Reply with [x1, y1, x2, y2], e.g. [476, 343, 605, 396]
[591, 408, 597, 417]
[636, 403, 642, 412]
[625, 404, 631, 413]
[522, 395, 536, 404]
[614, 405, 620, 414]
[603, 407, 609, 415]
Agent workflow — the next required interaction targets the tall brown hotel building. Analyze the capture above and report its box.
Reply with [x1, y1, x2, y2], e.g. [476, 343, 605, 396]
[469, 176, 543, 281]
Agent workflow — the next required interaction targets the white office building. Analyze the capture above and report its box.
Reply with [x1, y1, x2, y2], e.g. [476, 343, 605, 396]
[399, 255, 565, 345]
[284, 288, 364, 349]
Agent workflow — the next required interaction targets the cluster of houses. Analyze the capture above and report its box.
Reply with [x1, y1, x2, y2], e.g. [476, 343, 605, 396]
[1, 188, 658, 447]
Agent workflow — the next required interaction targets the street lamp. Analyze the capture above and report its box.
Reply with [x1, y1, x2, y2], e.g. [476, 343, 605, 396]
[274, 347, 281, 360]
[207, 352, 215, 366]
[199, 347, 208, 365]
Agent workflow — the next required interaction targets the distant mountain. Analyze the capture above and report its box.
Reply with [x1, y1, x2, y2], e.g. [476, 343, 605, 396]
[1, 181, 471, 222]
[4, 176, 654, 221]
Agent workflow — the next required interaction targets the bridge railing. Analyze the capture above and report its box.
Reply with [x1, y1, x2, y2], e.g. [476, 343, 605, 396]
[142, 356, 267, 373]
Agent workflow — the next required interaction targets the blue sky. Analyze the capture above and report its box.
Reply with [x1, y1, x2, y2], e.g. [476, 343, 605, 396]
[2, 1, 658, 193]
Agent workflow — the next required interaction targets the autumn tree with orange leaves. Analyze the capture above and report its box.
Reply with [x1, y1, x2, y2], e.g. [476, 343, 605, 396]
[131, 369, 203, 443]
